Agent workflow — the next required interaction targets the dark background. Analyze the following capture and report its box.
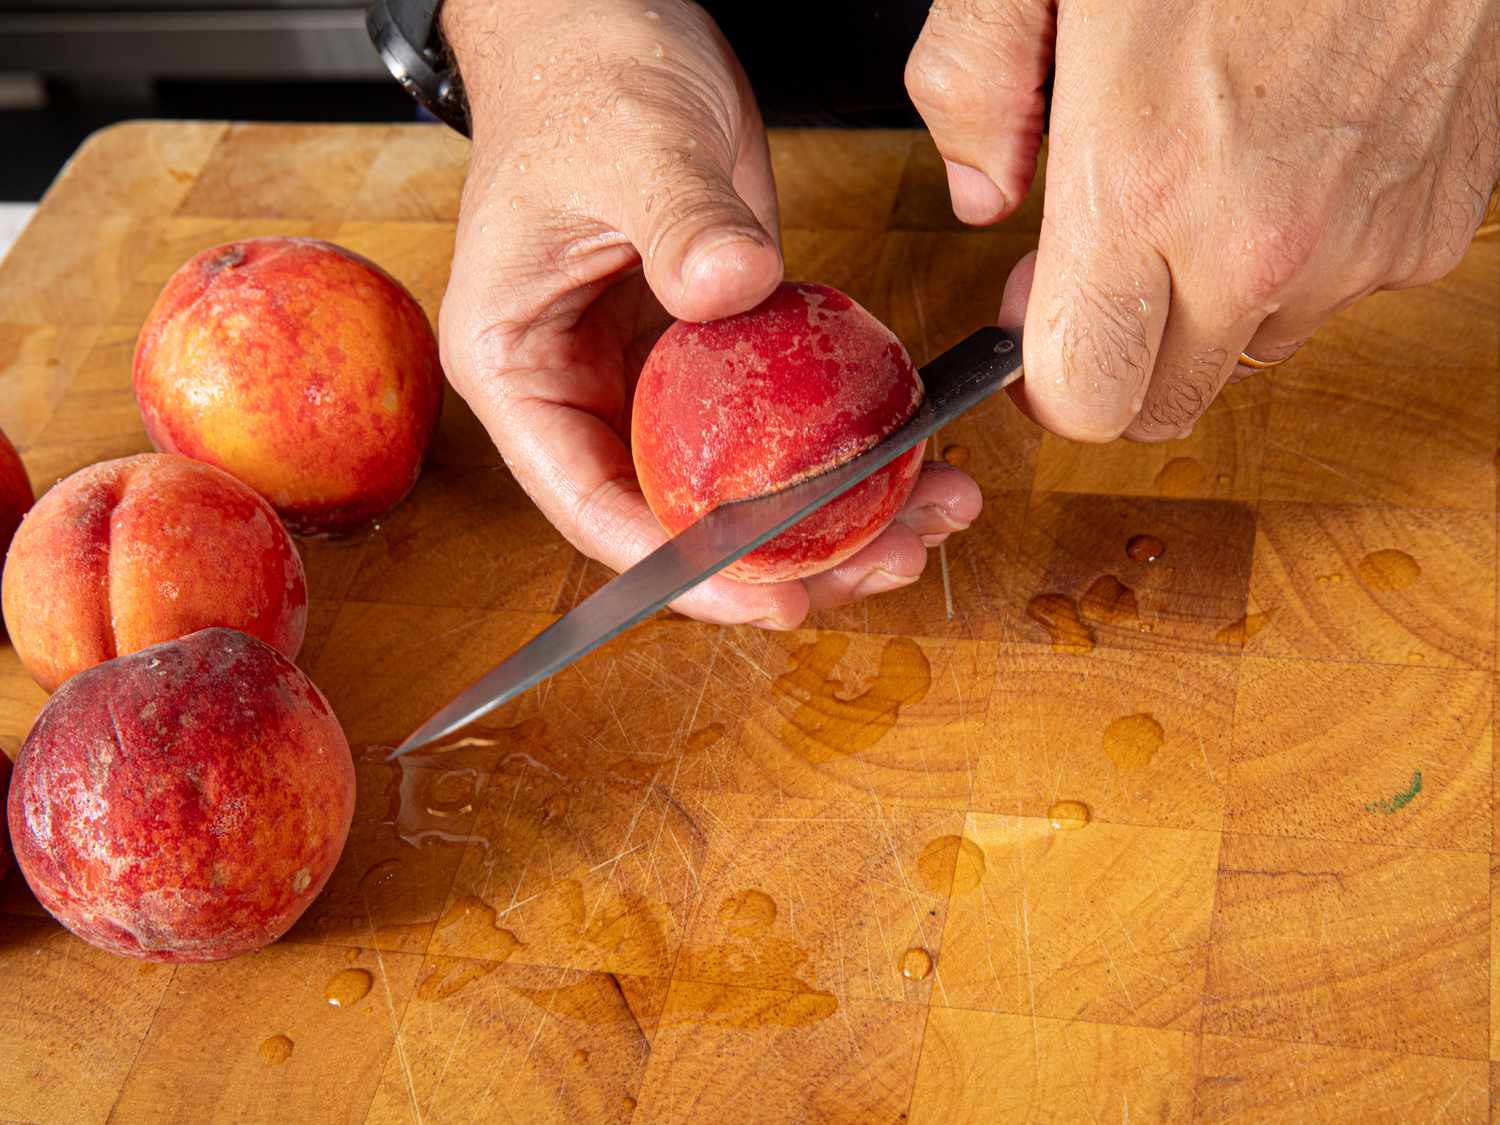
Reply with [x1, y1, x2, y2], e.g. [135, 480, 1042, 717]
[0, 1, 931, 203]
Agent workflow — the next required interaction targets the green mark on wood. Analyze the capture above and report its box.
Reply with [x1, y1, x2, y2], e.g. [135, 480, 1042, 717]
[1365, 770, 1422, 816]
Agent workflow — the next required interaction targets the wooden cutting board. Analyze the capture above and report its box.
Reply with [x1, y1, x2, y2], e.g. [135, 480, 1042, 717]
[0, 121, 1497, 1124]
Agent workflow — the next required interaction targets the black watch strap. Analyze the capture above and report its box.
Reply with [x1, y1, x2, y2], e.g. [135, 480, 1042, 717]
[366, 0, 470, 137]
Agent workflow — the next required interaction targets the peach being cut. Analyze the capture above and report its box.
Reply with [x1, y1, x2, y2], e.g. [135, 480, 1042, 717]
[632, 282, 924, 583]
[2, 453, 306, 693]
[8, 628, 355, 961]
[0, 426, 33, 563]
[133, 236, 444, 535]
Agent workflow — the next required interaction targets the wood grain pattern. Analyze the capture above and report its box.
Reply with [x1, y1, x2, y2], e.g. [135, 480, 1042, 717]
[0, 121, 1496, 1123]
[909, 1008, 1197, 1123]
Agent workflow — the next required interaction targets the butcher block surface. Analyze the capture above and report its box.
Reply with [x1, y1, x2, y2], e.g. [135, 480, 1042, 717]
[0, 121, 1498, 1123]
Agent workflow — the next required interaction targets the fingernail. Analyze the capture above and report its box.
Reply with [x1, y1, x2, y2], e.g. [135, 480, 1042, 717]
[943, 160, 1006, 225]
[749, 615, 797, 632]
[921, 533, 950, 547]
[920, 504, 972, 533]
[680, 230, 765, 287]
[852, 567, 919, 600]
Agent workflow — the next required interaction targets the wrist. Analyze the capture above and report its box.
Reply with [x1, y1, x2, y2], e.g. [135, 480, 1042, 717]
[441, 0, 562, 140]
[442, 0, 679, 138]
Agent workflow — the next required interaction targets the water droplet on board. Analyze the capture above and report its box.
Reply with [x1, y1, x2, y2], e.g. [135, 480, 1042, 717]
[623, 1096, 639, 1113]
[574, 1047, 590, 1065]
[1026, 594, 1096, 653]
[324, 968, 373, 1008]
[259, 1034, 294, 1064]
[1358, 549, 1420, 591]
[1217, 473, 1231, 485]
[918, 835, 986, 894]
[651, 43, 664, 58]
[901, 948, 933, 980]
[344, 947, 361, 963]
[1080, 575, 1138, 625]
[421, 770, 478, 819]
[359, 858, 401, 894]
[1215, 610, 1274, 647]
[941, 443, 970, 468]
[1103, 713, 1163, 770]
[416, 958, 499, 1001]
[435, 895, 524, 961]
[1047, 799, 1091, 829]
[1155, 457, 1205, 496]
[775, 636, 931, 762]
[387, 757, 489, 851]
[1126, 535, 1165, 563]
[719, 889, 777, 935]
[1316, 573, 1344, 587]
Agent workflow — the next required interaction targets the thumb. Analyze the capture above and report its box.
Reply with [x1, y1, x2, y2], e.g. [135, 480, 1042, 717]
[905, 0, 1054, 226]
[616, 135, 783, 324]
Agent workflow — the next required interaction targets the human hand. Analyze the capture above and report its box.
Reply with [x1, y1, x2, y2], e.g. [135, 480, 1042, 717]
[439, 0, 981, 628]
[906, 0, 1500, 440]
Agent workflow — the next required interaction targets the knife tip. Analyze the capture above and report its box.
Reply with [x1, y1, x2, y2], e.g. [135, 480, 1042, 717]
[387, 730, 431, 761]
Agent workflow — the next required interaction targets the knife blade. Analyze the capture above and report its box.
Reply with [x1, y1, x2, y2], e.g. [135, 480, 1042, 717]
[390, 324, 1023, 759]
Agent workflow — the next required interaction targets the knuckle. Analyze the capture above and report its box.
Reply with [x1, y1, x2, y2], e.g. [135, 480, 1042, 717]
[906, 2, 1042, 121]
[437, 312, 519, 399]
[1116, 163, 1179, 229]
[1396, 218, 1473, 288]
[1397, 249, 1465, 289]
[569, 474, 641, 552]
[1056, 277, 1155, 394]
[1111, 155, 1194, 254]
[640, 183, 744, 255]
[904, 42, 977, 120]
[1224, 210, 1321, 312]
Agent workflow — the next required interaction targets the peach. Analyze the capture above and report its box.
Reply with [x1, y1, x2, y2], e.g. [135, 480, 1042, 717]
[133, 237, 444, 535]
[632, 281, 925, 583]
[8, 628, 355, 961]
[2, 454, 306, 693]
[0, 751, 10, 880]
[0, 426, 33, 564]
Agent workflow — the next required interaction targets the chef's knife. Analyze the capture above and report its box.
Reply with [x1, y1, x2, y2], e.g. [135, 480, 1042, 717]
[391, 325, 1024, 759]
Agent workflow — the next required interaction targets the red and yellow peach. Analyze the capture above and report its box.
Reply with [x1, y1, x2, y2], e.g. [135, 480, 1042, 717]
[133, 236, 444, 535]
[2, 453, 306, 693]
